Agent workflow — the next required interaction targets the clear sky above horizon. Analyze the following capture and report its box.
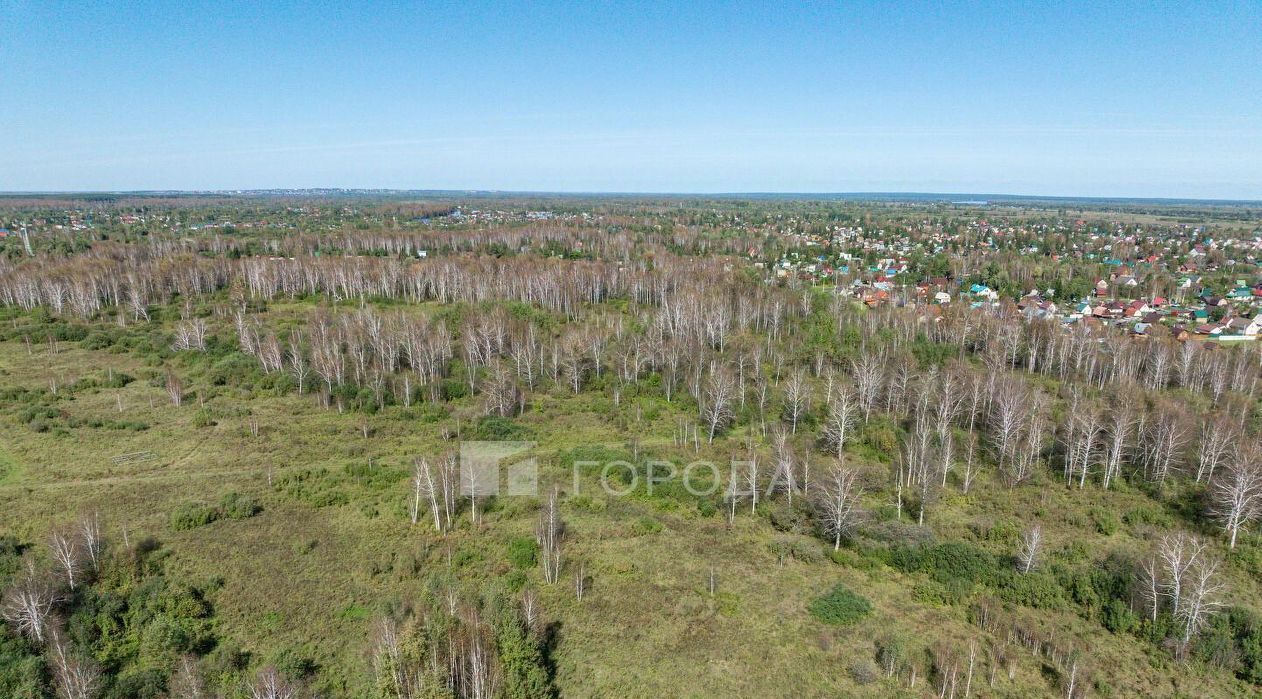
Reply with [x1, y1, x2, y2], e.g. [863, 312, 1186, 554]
[2, 1, 1260, 198]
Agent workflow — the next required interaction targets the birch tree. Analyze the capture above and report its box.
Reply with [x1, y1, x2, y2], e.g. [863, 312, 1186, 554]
[1101, 402, 1135, 490]
[852, 353, 883, 422]
[250, 666, 297, 699]
[482, 360, 521, 417]
[989, 380, 1026, 474]
[1145, 406, 1187, 485]
[165, 369, 183, 407]
[1016, 524, 1043, 573]
[815, 461, 864, 550]
[1157, 532, 1204, 621]
[287, 331, 310, 395]
[781, 369, 810, 434]
[769, 426, 798, 505]
[49, 528, 83, 592]
[1, 562, 59, 644]
[1196, 416, 1236, 483]
[411, 458, 443, 531]
[822, 384, 858, 459]
[1178, 554, 1224, 647]
[537, 489, 563, 584]
[701, 366, 737, 443]
[77, 510, 104, 575]
[49, 632, 101, 699]
[1210, 449, 1262, 549]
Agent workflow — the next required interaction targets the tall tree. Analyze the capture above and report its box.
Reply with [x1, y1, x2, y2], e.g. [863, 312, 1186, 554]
[1210, 448, 1262, 549]
[815, 461, 864, 550]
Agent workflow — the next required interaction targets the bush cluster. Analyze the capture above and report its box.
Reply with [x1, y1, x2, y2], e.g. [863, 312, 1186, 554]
[170, 492, 261, 530]
[808, 583, 872, 626]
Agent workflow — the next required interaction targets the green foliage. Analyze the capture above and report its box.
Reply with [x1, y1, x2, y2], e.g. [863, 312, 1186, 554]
[501, 569, 528, 593]
[57, 543, 219, 698]
[0, 630, 47, 699]
[912, 578, 965, 606]
[631, 517, 663, 535]
[853, 417, 899, 464]
[791, 538, 825, 564]
[0, 536, 26, 584]
[1100, 599, 1137, 634]
[441, 379, 468, 400]
[1193, 607, 1262, 685]
[1060, 540, 1091, 565]
[272, 646, 319, 682]
[102, 372, 135, 389]
[910, 339, 955, 368]
[495, 606, 553, 699]
[507, 537, 539, 569]
[768, 502, 811, 534]
[995, 570, 1068, 610]
[470, 415, 533, 441]
[171, 494, 260, 530]
[557, 445, 631, 475]
[769, 536, 827, 565]
[1090, 507, 1120, 536]
[274, 466, 390, 508]
[170, 501, 219, 530]
[874, 634, 908, 680]
[206, 352, 264, 388]
[1122, 505, 1173, 530]
[191, 408, 217, 428]
[566, 495, 606, 513]
[343, 462, 406, 489]
[978, 519, 1018, 544]
[696, 499, 717, 517]
[808, 583, 872, 626]
[827, 547, 877, 570]
[889, 542, 997, 591]
[218, 492, 260, 520]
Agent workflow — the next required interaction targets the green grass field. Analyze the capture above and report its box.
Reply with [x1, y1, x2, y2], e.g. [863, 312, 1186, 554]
[2, 301, 1260, 698]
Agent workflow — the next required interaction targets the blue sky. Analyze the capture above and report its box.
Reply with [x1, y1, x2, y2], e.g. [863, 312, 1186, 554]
[2, 1, 1259, 197]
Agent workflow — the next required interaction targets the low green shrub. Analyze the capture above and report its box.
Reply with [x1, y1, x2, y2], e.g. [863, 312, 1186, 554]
[808, 583, 872, 626]
[172, 493, 260, 530]
[470, 415, 532, 440]
[631, 516, 663, 535]
[192, 409, 217, 428]
[1123, 505, 1173, 529]
[994, 570, 1067, 610]
[1100, 598, 1136, 634]
[768, 503, 810, 534]
[790, 538, 825, 564]
[828, 548, 877, 570]
[507, 537, 538, 569]
[170, 501, 219, 530]
[219, 492, 260, 520]
[1090, 506, 1120, 535]
[501, 569, 528, 593]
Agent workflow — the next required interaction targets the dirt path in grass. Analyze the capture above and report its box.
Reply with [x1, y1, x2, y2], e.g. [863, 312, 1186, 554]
[0, 427, 276, 493]
[0, 464, 269, 493]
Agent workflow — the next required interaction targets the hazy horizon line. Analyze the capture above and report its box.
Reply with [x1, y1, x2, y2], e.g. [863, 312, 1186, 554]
[2, 188, 1261, 206]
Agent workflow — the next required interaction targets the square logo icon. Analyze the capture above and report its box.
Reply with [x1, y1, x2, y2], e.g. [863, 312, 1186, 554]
[459, 441, 537, 497]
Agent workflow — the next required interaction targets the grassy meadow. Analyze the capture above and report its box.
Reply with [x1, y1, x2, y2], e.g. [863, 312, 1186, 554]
[2, 295, 1260, 699]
